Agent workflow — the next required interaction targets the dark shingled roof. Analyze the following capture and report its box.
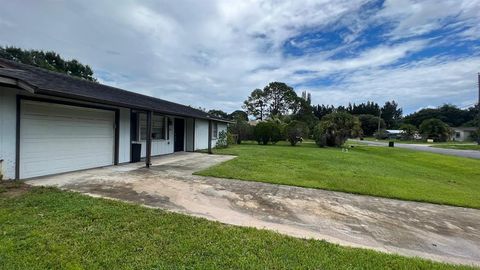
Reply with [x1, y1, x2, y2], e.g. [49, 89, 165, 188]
[0, 58, 230, 122]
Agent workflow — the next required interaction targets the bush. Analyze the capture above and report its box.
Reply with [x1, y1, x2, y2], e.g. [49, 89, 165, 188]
[254, 122, 271, 145]
[314, 112, 362, 147]
[285, 120, 308, 146]
[253, 121, 284, 145]
[269, 120, 284, 144]
[227, 132, 236, 145]
[470, 128, 480, 143]
[374, 129, 388, 140]
[419, 118, 450, 142]
[228, 118, 253, 144]
[215, 130, 228, 148]
[399, 124, 417, 140]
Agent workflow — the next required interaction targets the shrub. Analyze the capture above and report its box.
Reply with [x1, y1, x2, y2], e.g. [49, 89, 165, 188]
[228, 118, 253, 144]
[419, 118, 450, 142]
[226, 132, 236, 145]
[399, 124, 417, 140]
[215, 130, 228, 148]
[374, 129, 388, 140]
[314, 112, 361, 147]
[269, 121, 284, 144]
[254, 122, 271, 145]
[470, 128, 480, 143]
[253, 121, 285, 145]
[285, 120, 308, 146]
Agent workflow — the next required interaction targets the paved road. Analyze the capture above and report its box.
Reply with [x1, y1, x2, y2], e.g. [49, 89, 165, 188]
[28, 153, 480, 266]
[351, 139, 480, 159]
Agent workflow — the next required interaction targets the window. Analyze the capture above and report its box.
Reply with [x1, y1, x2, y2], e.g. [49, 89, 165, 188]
[139, 113, 147, 140]
[455, 132, 461, 138]
[152, 114, 166, 140]
[139, 113, 166, 140]
[212, 122, 218, 139]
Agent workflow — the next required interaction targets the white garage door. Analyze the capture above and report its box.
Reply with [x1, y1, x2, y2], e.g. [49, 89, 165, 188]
[20, 100, 115, 179]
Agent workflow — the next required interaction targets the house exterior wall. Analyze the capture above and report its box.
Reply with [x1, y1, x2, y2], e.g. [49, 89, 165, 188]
[139, 115, 174, 157]
[194, 119, 227, 150]
[118, 108, 131, 163]
[0, 86, 133, 179]
[453, 129, 474, 142]
[0, 86, 17, 179]
[214, 122, 228, 147]
[0, 85, 227, 179]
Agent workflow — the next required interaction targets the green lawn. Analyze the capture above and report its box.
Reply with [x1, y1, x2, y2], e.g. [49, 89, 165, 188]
[361, 137, 474, 145]
[0, 183, 474, 270]
[431, 144, 480, 151]
[197, 142, 480, 209]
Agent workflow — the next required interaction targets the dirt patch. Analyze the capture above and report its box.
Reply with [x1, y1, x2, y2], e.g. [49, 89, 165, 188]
[0, 181, 32, 198]
[63, 182, 176, 209]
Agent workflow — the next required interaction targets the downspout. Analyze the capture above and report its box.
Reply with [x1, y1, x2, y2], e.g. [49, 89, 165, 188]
[192, 118, 196, 151]
[208, 120, 212, 154]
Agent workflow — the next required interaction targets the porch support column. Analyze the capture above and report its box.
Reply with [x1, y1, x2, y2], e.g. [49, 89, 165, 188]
[208, 120, 212, 154]
[192, 118, 196, 151]
[146, 111, 152, 167]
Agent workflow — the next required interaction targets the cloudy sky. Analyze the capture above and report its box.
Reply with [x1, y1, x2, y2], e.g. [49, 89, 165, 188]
[1, 0, 479, 114]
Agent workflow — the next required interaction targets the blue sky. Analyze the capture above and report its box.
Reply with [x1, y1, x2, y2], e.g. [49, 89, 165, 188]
[0, 0, 479, 114]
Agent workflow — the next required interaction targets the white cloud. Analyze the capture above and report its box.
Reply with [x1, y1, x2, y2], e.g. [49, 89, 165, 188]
[309, 56, 480, 112]
[0, 0, 478, 114]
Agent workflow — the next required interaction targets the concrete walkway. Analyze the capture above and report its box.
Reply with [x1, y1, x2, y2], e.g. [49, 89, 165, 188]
[27, 153, 480, 266]
[351, 139, 480, 159]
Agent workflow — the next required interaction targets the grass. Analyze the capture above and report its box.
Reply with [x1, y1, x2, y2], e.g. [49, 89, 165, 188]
[0, 182, 474, 269]
[361, 137, 474, 145]
[197, 142, 480, 209]
[431, 144, 480, 151]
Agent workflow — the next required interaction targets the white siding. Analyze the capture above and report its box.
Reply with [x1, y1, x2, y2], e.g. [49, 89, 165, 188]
[185, 118, 194, 151]
[194, 120, 228, 150]
[0, 85, 228, 178]
[118, 108, 131, 163]
[0, 87, 17, 179]
[139, 116, 174, 157]
[214, 122, 228, 147]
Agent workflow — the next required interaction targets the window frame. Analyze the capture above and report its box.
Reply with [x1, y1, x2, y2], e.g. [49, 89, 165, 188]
[212, 122, 218, 139]
[151, 114, 166, 140]
[139, 113, 167, 141]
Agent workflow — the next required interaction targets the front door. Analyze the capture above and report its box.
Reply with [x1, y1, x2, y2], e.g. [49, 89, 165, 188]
[174, 118, 185, 152]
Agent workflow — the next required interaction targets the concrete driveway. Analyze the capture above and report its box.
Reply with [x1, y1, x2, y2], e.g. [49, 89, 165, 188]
[27, 152, 480, 266]
[351, 139, 480, 159]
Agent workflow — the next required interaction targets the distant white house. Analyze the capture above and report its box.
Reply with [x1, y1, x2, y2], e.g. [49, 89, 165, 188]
[452, 127, 477, 142]
[385, 130, 403, 139]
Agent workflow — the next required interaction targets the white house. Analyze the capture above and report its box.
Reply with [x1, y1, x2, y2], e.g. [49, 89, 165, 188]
[385, 130, 403, 139]
[452, 127, 477, 142]
[0, 59, 229, 180]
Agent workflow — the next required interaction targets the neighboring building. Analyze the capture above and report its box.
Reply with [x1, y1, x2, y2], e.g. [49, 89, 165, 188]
[452, 127, 477, 142]
[385, 130, 403, 139]
[0, 59, 229, 180]
[248, 119, 262, 126]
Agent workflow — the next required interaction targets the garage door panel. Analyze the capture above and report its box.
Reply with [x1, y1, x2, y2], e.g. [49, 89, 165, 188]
[20, 100, 115, 179]
[22, 119, 113, 138]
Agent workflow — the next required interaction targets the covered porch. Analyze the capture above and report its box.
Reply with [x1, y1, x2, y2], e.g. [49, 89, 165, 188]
[130, 110, 216, 167]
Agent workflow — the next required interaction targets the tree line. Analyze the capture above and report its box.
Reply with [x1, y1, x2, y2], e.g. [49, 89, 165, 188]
[214, 81, 479, 145]
[0, 46, 96, 81]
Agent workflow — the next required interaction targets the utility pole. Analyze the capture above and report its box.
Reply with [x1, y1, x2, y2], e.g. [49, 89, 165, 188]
[477, 73, 480, 145]
[377, 108, 382, 136]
